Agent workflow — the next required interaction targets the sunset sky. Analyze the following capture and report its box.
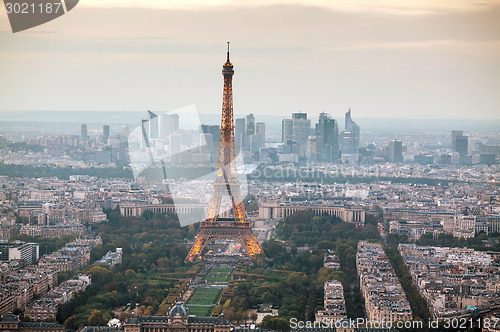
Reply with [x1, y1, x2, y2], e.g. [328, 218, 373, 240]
[0, 0, 499, 119]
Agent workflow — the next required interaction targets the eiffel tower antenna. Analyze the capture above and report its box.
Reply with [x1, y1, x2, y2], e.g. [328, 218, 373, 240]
[186, 44, 263, 262]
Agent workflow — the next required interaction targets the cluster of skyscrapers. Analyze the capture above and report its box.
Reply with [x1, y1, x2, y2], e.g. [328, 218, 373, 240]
[135, 111, 265, 164]
[74, 110, 496, 167]
[281, 109, 360, 163]
[235, 114, 266, 154]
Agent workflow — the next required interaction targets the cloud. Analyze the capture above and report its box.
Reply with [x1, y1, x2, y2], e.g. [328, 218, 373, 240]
[80, 0, 500, 15]
[0, 3, 498, 119]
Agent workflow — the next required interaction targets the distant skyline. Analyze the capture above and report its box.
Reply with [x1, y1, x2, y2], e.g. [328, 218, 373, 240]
[0, 1, 499, 119]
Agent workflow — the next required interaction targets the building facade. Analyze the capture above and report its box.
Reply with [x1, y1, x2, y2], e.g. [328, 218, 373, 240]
[123, 302, 231, 332]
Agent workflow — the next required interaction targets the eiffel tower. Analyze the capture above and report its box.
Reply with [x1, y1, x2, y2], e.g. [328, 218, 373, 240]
[185, 43, 263, 262]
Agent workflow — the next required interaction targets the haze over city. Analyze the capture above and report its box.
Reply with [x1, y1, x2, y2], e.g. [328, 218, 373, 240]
[1, 0, 499, 119]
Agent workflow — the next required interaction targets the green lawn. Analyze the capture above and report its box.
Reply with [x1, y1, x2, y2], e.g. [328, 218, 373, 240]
[203, 267, 233, 282]
[185, 287, 224, 317]
[184, 304, 214, 317]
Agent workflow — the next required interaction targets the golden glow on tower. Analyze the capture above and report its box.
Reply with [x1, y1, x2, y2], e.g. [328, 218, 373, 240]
[185, 44, 263, 262]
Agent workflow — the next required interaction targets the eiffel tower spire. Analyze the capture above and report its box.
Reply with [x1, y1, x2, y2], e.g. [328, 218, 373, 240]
[186, 44, 263, 262]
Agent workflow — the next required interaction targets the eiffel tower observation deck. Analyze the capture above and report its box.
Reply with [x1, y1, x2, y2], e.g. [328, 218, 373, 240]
[185, 43, 263, 262]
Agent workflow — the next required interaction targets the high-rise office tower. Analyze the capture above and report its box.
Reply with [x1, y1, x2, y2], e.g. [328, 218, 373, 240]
[246, 114, 255, 150]
[234, 118, 246, 151]
[283, 112, 310, 145]
[200, 125, 221, 147]
[102, 125, 110, 144]
[341, 109, 360, 155]
[451, 130, 463, 152]
[306, 136, 321, 161]
[292, 112, 307, 120]
[119, 125, 130, 162]
[293, 115, 311, 146]
[121, 125, 129, 144]
[388, 139, 403, 163]
[316, 112, 339, 162]
[81, 124, 88, 141]
[250, 122, 265, 153]
[282, 118, 294, 143]
[148, 110, 158, 140]
[451, 130, 468, 156]
[296, 115, 311, 145]
[281, 112, 311, 157]
[455, 136, 469, 156]
[159, 113, 179, 140]
[246, 114, 255, 136]
[256, 122, 265, 140]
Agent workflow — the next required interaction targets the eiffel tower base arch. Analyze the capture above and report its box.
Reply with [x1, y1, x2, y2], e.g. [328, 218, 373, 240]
[185, 222, 262, 262]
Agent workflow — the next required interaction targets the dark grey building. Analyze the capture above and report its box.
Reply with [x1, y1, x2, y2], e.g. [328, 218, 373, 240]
[451, 130, 468, 156]
[315, 112, 339, 162]
[388, 139, 403, 163]
[80, 124, 87, 141]
[103, 125, 110, 144]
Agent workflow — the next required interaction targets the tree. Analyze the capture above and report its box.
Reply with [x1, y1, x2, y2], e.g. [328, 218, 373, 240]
[250, 312, 258, 324]
[64, 316, 78, 330]
[88, 310, 107, 326]
[260, 316, 291, 332]
[117, 311, 131, 322]
[224, 308, 235, 322]
[242, 310, 249, 324]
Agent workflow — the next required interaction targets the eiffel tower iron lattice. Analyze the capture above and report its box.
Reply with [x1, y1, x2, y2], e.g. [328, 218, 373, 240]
[185, 43, 263, 262]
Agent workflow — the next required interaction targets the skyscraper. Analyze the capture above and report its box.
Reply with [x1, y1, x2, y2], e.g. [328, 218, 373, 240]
[306, 136, 321, 162]
[451, 130, 463, 152]
[159, 113, 179, 140]
[103, 125, 110, 144]
[80, 124, 87, 141]
[246, 114, 255, 150]
[119, 125, 130, 162]
[292, 112, 307, 120]
[148, 110, 158, 140]
[246, 114, 255, 135]
[282, 118, 293, 143]
[291, 113, 311, 145]
[281, 112, 311, 158]
[341, 109, 360, 157]
[388, 139, 403, 163]
[250, 122, 265, 153]
[121, 125, 129, 144]
[200, 124, 221, 148]
[256, 122, 265, 139]
[234, 118, 246, 151]
[316, 112, 339, 162]
[452, 130, 468, 156]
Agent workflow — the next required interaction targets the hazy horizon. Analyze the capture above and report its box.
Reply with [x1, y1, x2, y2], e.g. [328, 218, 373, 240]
[1, 110, 499, 136]
[1, 1, 499, 120]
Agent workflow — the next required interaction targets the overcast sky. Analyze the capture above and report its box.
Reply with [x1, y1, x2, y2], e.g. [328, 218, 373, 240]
[0, 0, 499, 120]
